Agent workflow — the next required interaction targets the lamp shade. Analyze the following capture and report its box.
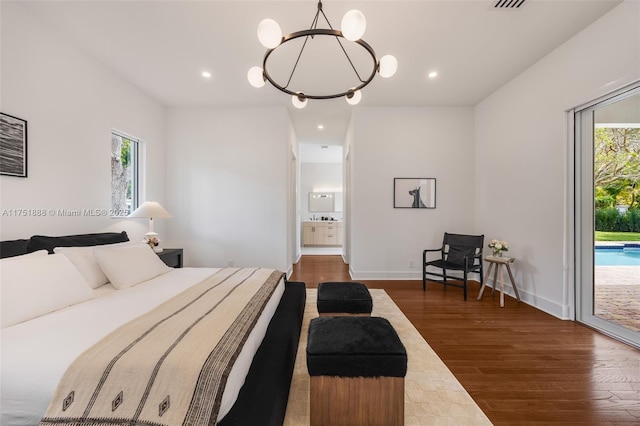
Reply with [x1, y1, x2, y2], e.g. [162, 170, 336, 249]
[379, 55, 398, 78]
[257, 18, 282, 49]
[346, 89, 362, 105]
[247, 66, 266, 88]
[292, 94, 308, 109]
[341, 10, 366, 41]
[129, 201, 172, 219]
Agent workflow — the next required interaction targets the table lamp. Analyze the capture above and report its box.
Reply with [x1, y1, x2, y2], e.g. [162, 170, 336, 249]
[128, 201, 172, 252]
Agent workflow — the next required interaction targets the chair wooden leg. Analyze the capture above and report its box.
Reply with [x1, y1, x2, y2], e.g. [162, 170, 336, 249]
[463, 270, 468, 301]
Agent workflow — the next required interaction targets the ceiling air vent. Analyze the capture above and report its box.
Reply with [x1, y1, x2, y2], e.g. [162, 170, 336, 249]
[494, 0, 526, 8]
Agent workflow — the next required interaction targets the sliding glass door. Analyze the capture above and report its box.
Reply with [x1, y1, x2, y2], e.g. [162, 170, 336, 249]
[575, 85, 640, 348]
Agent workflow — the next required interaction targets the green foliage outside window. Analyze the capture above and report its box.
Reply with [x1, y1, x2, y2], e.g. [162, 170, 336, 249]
[594, 128, 639, 208]
[595, 207, 640, 232]
[111, 134, 138, 216]
[594, 127, 639, 233]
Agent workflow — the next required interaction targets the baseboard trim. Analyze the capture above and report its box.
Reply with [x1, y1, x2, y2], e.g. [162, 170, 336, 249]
[347, 268, 567, 320]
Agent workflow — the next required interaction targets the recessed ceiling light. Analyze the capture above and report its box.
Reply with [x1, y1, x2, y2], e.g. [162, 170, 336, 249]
[201, 71, 212, 78]
[317, 124, 324, 130]
[428, 71, 438, 79]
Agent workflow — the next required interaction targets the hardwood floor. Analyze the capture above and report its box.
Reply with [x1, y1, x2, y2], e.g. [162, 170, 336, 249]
[289, 255, 640, 425]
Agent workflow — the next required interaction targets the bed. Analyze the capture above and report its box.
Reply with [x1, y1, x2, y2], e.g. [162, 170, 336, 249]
[0, 232, 305, 426]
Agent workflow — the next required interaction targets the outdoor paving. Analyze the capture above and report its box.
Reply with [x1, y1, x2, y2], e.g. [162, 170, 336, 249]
[594, 265, 640, 332]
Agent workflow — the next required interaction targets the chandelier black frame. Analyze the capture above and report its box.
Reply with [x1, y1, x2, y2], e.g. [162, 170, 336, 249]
[258, 1, 382, 103]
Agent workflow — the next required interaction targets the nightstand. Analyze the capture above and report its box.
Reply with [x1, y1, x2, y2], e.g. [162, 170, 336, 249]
[157, 248, 183, 268]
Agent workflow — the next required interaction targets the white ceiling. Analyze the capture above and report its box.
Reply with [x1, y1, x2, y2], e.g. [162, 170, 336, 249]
[13, 0, 621, 144]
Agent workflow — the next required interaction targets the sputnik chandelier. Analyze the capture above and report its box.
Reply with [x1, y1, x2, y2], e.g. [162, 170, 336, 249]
[247, 1, 398, 109]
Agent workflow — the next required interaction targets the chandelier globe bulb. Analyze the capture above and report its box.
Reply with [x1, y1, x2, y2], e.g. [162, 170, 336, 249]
[247, 66, 266, 88]
[379, 55, 398, 78]
[341, 10, 366, 41]
[292, 94, 308, 109]
[346, 89, 362, 105]
[257, 18, 282, 49]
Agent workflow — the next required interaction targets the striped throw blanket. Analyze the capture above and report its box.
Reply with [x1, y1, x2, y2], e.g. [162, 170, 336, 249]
[40, 267, 283, 426]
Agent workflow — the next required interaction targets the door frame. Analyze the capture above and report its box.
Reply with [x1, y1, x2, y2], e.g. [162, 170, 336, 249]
[570, 81, 640, 348]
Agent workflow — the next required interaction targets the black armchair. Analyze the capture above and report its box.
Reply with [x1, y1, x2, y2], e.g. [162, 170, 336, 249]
[423, 233, 484, 300]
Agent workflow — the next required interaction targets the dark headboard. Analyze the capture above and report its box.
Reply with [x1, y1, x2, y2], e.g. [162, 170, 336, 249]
[0, 239, 30, 259]
[0, 232, 129, 258]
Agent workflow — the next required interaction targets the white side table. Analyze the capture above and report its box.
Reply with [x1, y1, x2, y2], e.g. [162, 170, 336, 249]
[477, 256, 521, 307]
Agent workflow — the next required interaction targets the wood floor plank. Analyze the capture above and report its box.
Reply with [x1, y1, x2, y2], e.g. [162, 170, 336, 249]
[289, 255, 640, 425]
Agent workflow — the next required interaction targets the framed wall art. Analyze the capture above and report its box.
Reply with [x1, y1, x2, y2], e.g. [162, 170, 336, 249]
[0, 112, 27, 177]
[394, 178, 436, 208]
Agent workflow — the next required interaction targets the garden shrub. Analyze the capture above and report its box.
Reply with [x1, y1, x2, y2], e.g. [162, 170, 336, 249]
[595, 206, 640, 232]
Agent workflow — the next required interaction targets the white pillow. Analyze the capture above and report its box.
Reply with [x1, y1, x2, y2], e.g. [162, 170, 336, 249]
[54, 242, 132, 289]
[1, 253, 94, 327]
[93, 243, 171, 290]
[1, 250, 48, 261]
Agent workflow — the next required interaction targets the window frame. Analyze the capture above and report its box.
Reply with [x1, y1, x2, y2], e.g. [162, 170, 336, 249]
[111, 129, 143, 218]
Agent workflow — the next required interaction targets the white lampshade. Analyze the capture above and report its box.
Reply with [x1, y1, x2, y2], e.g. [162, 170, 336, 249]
[292, 94, 308, 109]
[129, 201, 172, 238]
[247, 66, 266, 88]
[346, 89, 362, 105]
[129, 201, 172, 219]
[257, 18, 282, 49]
[379, 55, 398, 78]
[341, 10, 366, 41]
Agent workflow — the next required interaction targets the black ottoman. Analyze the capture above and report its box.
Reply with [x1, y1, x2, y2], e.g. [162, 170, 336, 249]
[316, 281, 372, 316]
[306, 316, 407, 426]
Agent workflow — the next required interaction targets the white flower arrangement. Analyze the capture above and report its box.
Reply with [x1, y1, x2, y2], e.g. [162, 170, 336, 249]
[488, 239, 509, 256]
[144, 236, 160, 249]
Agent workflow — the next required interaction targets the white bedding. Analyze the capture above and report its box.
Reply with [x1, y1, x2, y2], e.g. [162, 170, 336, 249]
[0, 267, 284, 425]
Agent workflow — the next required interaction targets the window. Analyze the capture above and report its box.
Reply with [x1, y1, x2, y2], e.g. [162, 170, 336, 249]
[111, 131, 139, 217]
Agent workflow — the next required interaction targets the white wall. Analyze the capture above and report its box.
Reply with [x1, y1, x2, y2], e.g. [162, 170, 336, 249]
[343, 120, 355, 263]
[349, 107, 476, 279]
[164, 107, 291, 272]
[0, 3, 166, 243]
[288, 123, 299, 270]
[474, 1, 640, 318]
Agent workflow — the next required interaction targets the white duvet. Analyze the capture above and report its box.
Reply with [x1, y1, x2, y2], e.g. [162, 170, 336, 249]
[0, 267, 284, 425]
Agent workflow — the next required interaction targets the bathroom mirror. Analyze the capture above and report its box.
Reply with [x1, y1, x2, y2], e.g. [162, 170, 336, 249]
[309, 192, 335, 212]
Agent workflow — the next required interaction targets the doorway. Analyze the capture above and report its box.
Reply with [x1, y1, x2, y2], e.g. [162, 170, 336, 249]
[574, 83, 640, 348]
[299, 143, 344, 256]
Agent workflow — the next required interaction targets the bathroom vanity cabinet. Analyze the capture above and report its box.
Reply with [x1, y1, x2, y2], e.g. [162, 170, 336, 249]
[303, 221, 343, 246]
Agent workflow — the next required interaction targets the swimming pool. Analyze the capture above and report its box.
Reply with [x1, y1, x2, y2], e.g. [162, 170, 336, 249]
[595, 245, 640, 266]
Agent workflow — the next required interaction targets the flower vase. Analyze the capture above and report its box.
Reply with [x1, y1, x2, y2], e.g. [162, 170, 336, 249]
[492, 249, 502, 257]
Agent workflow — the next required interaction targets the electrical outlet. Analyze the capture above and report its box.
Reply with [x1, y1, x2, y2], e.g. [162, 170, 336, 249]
[228, 259, 234, 267]
[408, 260, 415, 269]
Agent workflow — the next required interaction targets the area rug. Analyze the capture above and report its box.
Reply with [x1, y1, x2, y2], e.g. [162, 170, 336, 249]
[283, 289, 492, 425]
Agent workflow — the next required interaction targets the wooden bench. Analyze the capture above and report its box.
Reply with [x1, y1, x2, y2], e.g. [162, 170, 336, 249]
[307, 316, 407, 426]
